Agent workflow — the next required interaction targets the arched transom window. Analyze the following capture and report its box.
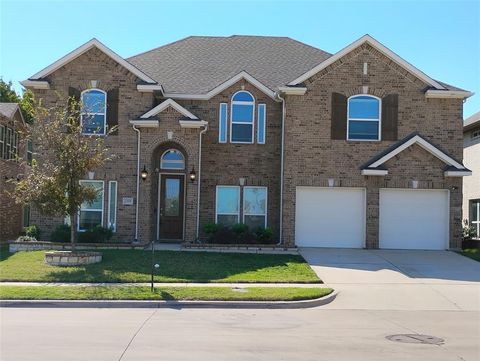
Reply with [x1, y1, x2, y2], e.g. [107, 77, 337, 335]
[160, 149, 185, 170]
[230, 91, 255, 143]
[347, 95, 381, 141]
[81, 89, 107, 135]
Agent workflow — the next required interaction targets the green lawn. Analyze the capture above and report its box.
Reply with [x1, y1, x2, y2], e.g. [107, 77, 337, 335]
[459, 248, 480, 262]
[0, 247, 320, 283]
[0, 285, 332, 301]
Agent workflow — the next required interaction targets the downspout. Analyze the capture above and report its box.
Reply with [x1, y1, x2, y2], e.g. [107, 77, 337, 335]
[276, 92, 286, 246]
[196, 123, 208, 240]
[132, 125, 141, 242]
[195, 123, 208, 240]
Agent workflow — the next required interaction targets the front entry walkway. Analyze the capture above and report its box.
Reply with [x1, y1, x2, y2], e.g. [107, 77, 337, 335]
[299, 248, 480, 311]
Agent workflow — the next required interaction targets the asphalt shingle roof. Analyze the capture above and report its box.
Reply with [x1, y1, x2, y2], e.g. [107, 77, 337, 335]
[128, 35, 332, 94]
[0, 103, 20, 119]
[464, 111, 480, 130]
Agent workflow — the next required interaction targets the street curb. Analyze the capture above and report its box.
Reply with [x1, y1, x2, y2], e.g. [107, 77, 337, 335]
[0, 290, 337, 309]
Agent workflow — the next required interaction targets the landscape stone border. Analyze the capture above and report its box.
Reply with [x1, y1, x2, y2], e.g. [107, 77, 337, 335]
[8, 241, 147, 253]
[44, 251, 102, 266]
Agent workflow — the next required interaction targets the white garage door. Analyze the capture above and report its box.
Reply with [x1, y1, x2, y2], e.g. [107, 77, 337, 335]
[295, 187, 365, 248]
[379, 189, 449, 250]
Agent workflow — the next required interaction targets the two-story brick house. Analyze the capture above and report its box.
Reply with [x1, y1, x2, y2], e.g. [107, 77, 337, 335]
[21, 34, 473, 250]
[0, 103, 30, 242]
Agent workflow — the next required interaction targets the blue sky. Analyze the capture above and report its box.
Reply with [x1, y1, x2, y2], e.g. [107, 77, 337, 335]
[1, 0, 478, 117]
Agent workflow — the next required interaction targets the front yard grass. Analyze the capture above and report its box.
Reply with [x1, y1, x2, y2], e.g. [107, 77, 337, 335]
[459, 248, 480, 262]
[0, 247, 320, 283]
[0, 285, 332, 301]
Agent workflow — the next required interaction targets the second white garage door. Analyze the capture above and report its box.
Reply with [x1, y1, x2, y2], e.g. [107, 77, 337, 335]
[379, 189, 449, 250]
[295, 187, 366, 248]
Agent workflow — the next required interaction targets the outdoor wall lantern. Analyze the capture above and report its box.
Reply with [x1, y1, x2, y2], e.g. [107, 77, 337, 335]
[141, 165, 148, 180]
[189, 166, 196, 182]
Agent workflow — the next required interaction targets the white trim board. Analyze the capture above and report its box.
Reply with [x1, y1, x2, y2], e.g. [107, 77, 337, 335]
[369, 134, 466, 170]
[288, 34, 446, 90]
[425, 90, 474, 99]
[141, 98, 199, 120]
[27, 38, 157, 84]
[129, 120, 159, 128]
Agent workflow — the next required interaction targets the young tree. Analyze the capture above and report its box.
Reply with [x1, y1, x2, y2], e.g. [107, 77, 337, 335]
[12, 96, 114, 249]
[0, 78, 35, 123]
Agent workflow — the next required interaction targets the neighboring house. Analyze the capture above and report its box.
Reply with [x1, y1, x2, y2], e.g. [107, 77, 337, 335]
[0, 103, 30, 242]
[21, 34, 473, 250]
[463, 112, 480, 238]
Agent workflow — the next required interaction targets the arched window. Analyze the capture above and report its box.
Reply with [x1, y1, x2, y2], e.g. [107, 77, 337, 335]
[160, 149, 185, 170]
[347, 95, 381, 141]
[81, 89, 106, 135]
[230, 91, 254, 143]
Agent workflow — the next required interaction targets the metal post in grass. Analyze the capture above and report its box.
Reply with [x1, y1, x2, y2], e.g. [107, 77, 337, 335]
[150, 239, 160, 292]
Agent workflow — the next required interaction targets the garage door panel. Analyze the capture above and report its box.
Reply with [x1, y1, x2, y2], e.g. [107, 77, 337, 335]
[295, 187, 365, 248]
[379, 189, 449, 250]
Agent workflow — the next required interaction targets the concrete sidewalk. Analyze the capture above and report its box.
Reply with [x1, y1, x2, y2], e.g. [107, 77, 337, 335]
[0, 281, 322, 288]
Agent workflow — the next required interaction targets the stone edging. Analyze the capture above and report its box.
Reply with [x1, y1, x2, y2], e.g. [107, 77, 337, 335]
[0, 291, 337, 309]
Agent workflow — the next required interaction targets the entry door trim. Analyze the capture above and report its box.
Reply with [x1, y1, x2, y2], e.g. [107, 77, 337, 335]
[157, 173, 186, 241]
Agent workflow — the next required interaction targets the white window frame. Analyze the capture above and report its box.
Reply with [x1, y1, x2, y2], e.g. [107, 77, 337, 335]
[257, 103, 266, 144]
[12, 131, 18, 160]
[243, 186, 268, 228]
[80, 89, 107, 136]
[346, 94, 382, 141]
[160, 149, 185, 170]
[230, 90, 255, 144]
[26, 138, 33, 165]
[215, 185, 240, 224]
[78, 180, 104, 231]
[471, 199, 480, 239]
[218, 103, 228, 143]
[5, 127, 11, 160]
[0, 125, 4, 159]
[108, 181, 118, 232]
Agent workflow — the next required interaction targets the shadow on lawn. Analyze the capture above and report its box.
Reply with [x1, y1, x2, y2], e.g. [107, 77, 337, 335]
[42, 249, 313, 283]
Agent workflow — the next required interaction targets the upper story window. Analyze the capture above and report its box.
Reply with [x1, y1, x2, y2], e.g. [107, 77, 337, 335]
[81, 89, 106, 135]
[0, 125, 19, 160]
[471, 129, 480, 140]
[160, 149, 185, 170]
[347, 95, 381, 141]
[230, 91, 255, 143]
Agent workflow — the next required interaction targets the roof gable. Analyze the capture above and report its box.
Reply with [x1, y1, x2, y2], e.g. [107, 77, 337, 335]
[361, 132, 470, 177]
[0, 103, 25, 124]
[140, 99, 199, 120]
[289, 35, 445, 90]
[26, 39, 157, 84]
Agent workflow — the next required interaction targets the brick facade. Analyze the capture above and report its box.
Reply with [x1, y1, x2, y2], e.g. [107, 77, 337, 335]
[0, 109, 27, 242]
[28, 40, 466, 249]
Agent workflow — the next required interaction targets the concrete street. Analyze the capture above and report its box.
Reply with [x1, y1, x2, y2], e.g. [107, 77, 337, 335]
[1, 249, 479, 361]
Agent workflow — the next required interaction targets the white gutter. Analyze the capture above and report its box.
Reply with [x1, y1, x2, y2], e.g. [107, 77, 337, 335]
[276, 92, 286, 246]
[132, 125, 141, 242]
[196, 123, 209, 240]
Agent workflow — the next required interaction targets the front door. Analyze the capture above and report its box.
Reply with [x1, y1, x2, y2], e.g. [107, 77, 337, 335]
[159, 174, 185, 240]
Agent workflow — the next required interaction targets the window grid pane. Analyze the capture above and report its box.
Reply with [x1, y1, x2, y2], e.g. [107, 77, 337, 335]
[347, 95, 380, 141]
[108, 181, 117, 232]
[219, 103, 227, 143]
[216, 186, 240, 225]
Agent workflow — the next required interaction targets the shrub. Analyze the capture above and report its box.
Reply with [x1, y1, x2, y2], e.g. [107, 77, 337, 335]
[50, 224, 71, 243]
[24, 225, 41, 239]
[78, 225, 113, 243]
[231, 223, 249, 235]
[255, 227, 274, 244]
[463, 219, 477, 240]
[203, 222, 221, 236]
[16, 235, 38, 242]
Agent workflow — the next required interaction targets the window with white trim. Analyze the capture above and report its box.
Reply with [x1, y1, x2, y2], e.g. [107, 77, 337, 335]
[472, 130, 480, 140]
[243, 186, 267, 229]
[230, 91, 255, 143]
[219, 103, 228, 143]
[470, 200, 480, 239]
[160, 149, 185, 170]
[216, 186, 240, 226]
[257, 104, 266, 144]
[81, 89, 107, 135]
[26, 139, 33, 165]
[78, 180, 104, 231]
[108, 181, 117, 232]
[5, 127, 11, 160]
[347, 95, 381, 141]
[0, 125, 4, 159]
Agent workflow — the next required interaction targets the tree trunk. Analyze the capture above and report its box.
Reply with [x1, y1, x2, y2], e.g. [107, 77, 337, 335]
[70, 212, 77, 250]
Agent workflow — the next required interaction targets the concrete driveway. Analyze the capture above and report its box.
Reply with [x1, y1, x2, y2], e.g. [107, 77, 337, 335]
[299, 248, 480, 311]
